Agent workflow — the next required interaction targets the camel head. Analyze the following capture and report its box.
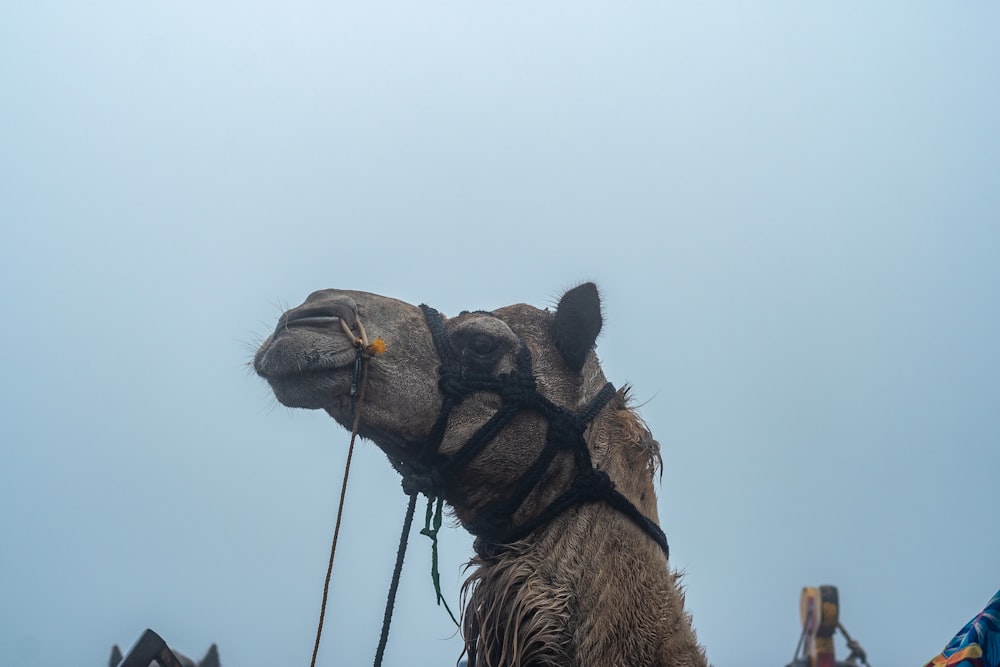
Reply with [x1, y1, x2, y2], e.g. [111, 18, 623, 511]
[255, 284, 705, 667]
[254, 283, 618, 537]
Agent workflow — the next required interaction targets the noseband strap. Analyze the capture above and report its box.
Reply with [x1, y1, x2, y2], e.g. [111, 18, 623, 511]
[409, 304, 669, 560]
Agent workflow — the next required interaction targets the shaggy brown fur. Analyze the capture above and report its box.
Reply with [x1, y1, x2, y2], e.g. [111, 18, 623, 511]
[460, 399, 704, 667]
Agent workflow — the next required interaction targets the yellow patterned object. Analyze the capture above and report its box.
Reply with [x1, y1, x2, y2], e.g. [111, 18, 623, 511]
[800, 586, 840, 667]
[818, 585, 840, 636]
[927, 645, 984, 667]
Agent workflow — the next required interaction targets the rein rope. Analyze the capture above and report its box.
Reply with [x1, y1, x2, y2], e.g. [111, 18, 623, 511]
[373, 491, 418, 666]
[309, 317, 385, 667]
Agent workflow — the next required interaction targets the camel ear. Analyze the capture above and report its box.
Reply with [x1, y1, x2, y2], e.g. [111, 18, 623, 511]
[552, 282, 602, 372]
[110, 645, 123, 667]
[200, 644, 220, 667]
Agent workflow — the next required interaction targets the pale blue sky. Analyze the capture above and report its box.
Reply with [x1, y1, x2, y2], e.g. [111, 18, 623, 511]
[1, 2, 998, 666]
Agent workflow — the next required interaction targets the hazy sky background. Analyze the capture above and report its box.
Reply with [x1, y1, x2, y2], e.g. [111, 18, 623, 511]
[1, 2, 998, 666]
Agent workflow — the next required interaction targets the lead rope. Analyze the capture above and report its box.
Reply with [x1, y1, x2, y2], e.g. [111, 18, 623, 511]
[374, 439, 461, 666]
[309, 319, 384, 667]
[373, 492, 418, 667]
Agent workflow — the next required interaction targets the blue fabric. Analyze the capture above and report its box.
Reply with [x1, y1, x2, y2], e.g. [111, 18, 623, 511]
[925, 589, 1000, 667]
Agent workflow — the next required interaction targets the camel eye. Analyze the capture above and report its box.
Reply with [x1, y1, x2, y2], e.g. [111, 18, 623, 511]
[469, 334, 496, 356]
[454, 331, 503, 370]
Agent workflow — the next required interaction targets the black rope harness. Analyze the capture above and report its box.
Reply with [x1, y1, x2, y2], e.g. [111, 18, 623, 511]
[401, 304, 670, 560]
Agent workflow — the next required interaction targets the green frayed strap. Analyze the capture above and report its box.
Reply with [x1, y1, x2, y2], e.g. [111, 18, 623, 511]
[420, 494, 459, 627]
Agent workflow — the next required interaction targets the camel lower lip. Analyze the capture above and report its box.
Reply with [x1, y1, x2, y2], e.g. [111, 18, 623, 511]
[265, 372, 351, 409]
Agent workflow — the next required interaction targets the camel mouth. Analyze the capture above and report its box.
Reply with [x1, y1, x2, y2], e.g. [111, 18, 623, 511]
[254, 330, 358, 410]
[254, 331, 357, 377]
[254, 294, 367, 410]
[255, 352, 356, 409]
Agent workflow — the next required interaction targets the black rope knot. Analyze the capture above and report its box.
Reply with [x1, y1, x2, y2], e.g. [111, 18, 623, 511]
[499, 367, 537, 394]
[572, 468, 615, 502]
[400, 469, 442, 497]
[437, 369, 467, 401]
[546, 411, 587, 446]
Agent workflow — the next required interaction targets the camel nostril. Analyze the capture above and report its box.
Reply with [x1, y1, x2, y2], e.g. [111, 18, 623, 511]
[279, 299, 358, 332]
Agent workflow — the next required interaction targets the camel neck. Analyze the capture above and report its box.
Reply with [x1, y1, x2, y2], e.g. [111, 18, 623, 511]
[462, 499, 705, 667]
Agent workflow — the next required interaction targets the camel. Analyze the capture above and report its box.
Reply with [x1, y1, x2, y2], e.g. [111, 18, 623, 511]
[254, 283, 708, 667]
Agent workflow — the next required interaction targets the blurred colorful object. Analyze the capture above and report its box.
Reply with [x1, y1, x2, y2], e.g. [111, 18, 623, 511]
[925, 590, 1000, 667]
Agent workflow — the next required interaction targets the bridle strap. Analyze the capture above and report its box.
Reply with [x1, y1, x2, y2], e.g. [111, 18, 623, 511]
[413, 304, 669, 560]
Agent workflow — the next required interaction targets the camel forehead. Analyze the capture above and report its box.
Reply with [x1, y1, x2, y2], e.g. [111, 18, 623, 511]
[486, 303, 553, 334]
